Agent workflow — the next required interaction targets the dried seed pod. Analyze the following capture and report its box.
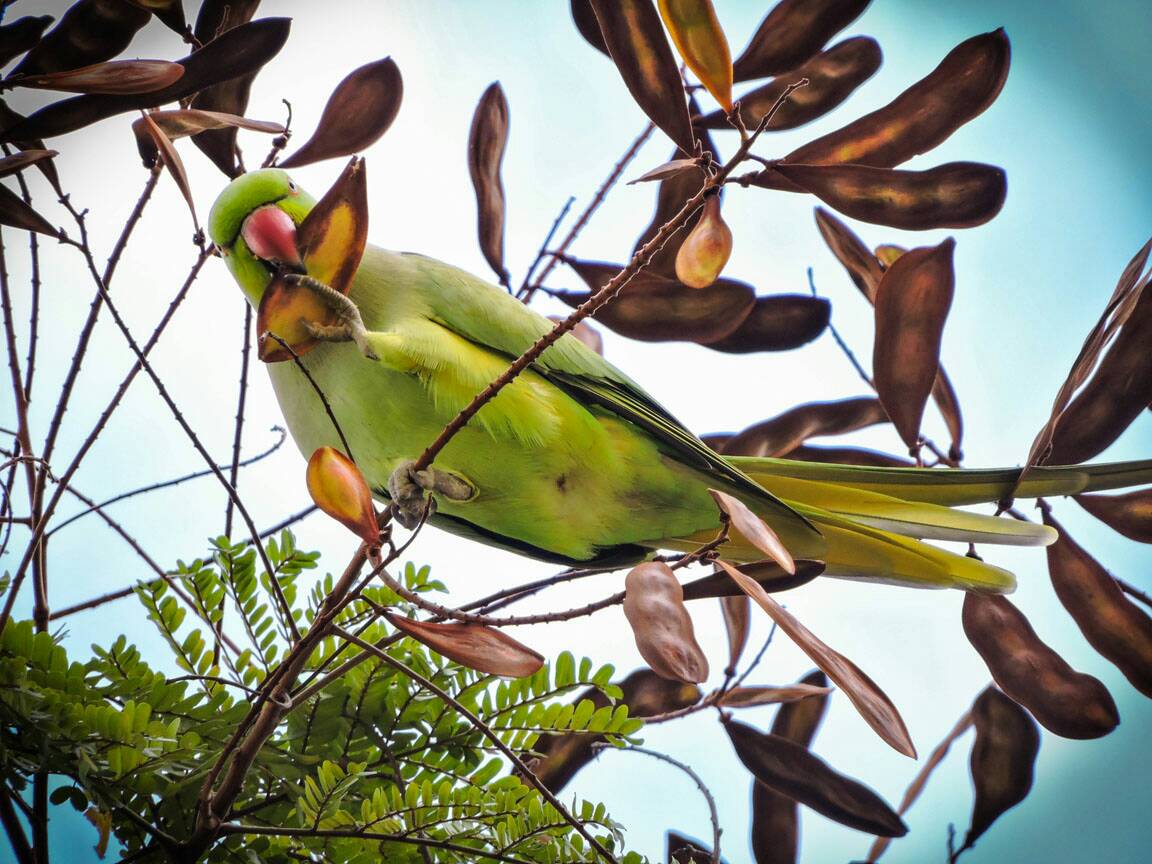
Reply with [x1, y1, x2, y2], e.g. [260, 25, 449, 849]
[305, 447, 379, 544]
[0, 184, 60, 238]
[960, 687, 1040, 853]
[733, 0, 871, 82]
[814, 206, 882, 299]
[13, 0, 150, 76]
[279, 57, 403, 168]
[467, 82, 511, 286]
[675, 194, 732, 288]
[0, 16, 54, 69]
[589, 0, 696, 155]
[1043, 510, 1152, 697]
[773, 161, 1007, 230]
[785, 444, 912, 467]
[873, 238, 955, 451]
[710, 489, 795, 572]
[701, 295, 830, 354]
[962, 592, 1119, 739]
[682, 559, 823, 600]
[697, 37, 881, 131]
[570, 0, 609, 55]
[723, 397, 888, 458]
[720, 683, 832, 709]
[385, 613, 544, 678]
[720, 594, 750, 674]
[1075, 489, 1152, 543]
[623, 561, 709, 683]
[726, 720, 907, 836]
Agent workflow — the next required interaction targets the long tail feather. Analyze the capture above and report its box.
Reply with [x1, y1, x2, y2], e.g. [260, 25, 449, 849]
[728, 457, 1152, 507]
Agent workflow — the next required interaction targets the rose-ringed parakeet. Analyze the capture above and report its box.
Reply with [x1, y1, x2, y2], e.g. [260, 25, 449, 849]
[208, 169, 1151, 592]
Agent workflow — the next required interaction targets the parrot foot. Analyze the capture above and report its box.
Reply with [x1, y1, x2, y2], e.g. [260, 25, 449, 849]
[284, 273, 379, 360]
[387, 460, 477, 529]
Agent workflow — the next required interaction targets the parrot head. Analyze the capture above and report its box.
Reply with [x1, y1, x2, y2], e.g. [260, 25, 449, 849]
[208, 169, 316, 306]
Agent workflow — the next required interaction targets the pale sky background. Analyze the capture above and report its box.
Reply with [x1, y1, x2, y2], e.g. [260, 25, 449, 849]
[3, 1, 1151, 863]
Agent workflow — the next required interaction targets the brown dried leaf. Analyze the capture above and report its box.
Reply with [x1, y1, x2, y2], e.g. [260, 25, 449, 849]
[139, 112, 198, 230]
[279, 58, 402, 169]
[752, 30, 1011, 188]
[385, 612, 544, 678]
[722, 397, 888, 457]
[14, 59, 184, 95]
[699, 37, 881, 131]
[865, 709, 973, 862]
[528, 669, 701, 792]
[190, 0, 263, 178]
[0, 149, 57, 179]
[682, 559, 824, 600]
[720, 683, 833, 708]
[720, 594, 750, 673]
[588, 0, 696, 155]
[623, 561, 709, 683]
[962, 592, 1119, 739]
[658, 0, 734, 111]
[0, 15, 54, 69]
[0, 183, 60, 237]
[814, 206, 882, 300]
[959, 687, 1040, 854]
[725, 720, 907, 836]
[719, 560, 916, 756]
[710, 489, 795, 573]
[3, 18, 291, 141]
[702, 295, 830, 354]
[628, 157, 702, 185]
[13, 0, 150, 76]
[872, 238, 955, 450]
[134, 109, 282, 166]
[772, 670, 831, 746]
[570, 0, 610, 55]
[733, 0, 871, 82]
[1075, 489, 1152, 543]
[556, 257, 755, 344]
[1043, 510, 1152, 696]
[774, 162, 1006, 230]
[467, 82, 511, 286]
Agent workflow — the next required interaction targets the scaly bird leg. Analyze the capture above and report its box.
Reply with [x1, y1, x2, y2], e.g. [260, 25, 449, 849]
[387, 459, 477, 529]
[283, 272, 379, 360]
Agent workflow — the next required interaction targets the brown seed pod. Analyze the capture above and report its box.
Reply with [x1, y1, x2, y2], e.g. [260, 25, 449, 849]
[1043, 510, 1152, 697]
[681, 559, 824, 600]
[698, 37, 881, 131]
[701, 295, 830, 354]
[725, 720, 907, 836]
[623, 561, 709, 683]
[0, 16, 54, 69]
[13, 0, 150, 76]
[961, 686, 1040, 853]
[385, 612, 544, 679]
[962, 592, 1119, 739]
[732, 0, 871, 82]
[1075, 489, 1152, 543]
[873, 238, 955, 451]
[466, 82, 511, 286]
[723, 397, 889, 458]
[773, 161, 1007, 230]
[588, 0, 696, 155]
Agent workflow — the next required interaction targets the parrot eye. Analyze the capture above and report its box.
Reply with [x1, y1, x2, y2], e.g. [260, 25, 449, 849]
[287, 181, 297, 193]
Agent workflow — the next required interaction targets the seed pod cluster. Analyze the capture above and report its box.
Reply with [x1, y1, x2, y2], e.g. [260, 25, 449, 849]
[623, 561, 709, 683]
[1043, 510, 1152, 697]
[962, 592, 1119, 739]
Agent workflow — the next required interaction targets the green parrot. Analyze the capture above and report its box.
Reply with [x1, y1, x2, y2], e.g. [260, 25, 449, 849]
[208, 168, 1151, 592]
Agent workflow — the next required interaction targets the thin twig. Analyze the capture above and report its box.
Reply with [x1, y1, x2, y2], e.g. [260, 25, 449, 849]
[224, 302, 254, 539]
[518, 121, 656, 303]
[593, 743, 721, 864]
[263, 332, 354, 459]
[257, 504, 318, 539]
[517, 195, 575, 299]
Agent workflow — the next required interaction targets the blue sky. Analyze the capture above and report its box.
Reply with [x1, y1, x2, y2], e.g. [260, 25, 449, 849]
[3, 1, 1150, 862]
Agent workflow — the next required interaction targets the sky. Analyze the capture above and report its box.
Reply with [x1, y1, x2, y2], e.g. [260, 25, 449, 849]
[2, 1, 1151, 863]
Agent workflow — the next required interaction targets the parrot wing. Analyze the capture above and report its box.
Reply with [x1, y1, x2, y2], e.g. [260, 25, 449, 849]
[404, 252, 822, 543]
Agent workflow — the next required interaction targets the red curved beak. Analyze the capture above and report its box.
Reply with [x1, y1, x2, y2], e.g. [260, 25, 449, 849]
[241, 205, 302, 268]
